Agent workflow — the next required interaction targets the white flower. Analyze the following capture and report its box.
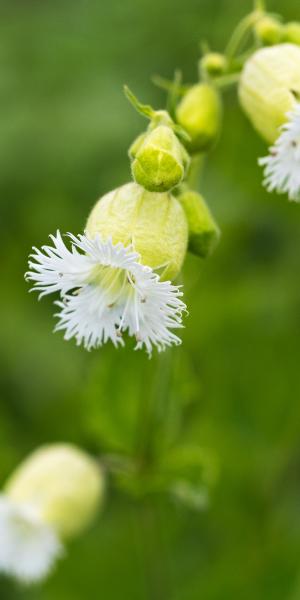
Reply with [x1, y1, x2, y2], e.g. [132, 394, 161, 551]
[0, 496, 63, 583]
[259, 103, 300, 201]
[25, 232, 186, 354]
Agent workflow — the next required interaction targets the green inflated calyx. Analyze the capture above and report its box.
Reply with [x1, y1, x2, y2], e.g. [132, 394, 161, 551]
[176, 83, 222, 154]
[86, 182, 188, 280]
[239, 44, 300, 143]
[178, 189, 220, 258]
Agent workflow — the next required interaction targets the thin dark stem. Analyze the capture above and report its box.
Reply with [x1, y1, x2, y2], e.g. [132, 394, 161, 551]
[133, 499, 173, 600]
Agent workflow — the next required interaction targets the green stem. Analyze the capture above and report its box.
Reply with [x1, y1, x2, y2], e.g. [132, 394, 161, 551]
[254, 0, 265, 10]
[135, 351, 173, 468]
[225, 10, 263, 61]
[152, 74, 189, 97]
[214, 72, 240, 89]
[133, 500, 173, 600]
[187, 154, 205, 189]
[124, 85, 156, 120]
[167, 70, 183, 119]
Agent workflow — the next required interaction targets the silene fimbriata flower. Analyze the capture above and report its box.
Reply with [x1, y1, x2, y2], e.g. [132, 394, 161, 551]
[259, 103, 300, 201]
[25, 232, 186, 354]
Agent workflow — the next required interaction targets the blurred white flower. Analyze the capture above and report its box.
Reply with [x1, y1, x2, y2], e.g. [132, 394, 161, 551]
[0, 496, 63, 584]
[0, 444, 104, 584]
[26, 232, 186, 354]
[259, 103, 300, 201]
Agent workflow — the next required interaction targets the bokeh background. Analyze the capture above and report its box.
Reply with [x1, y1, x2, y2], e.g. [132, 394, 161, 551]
[1, 0, 300, 598]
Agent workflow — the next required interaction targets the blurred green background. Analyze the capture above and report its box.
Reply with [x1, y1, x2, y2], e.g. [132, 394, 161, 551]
[1, 0, 300, 598]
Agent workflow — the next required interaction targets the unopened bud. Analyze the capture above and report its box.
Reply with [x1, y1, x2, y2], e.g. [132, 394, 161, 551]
[283, 22, 300, 46]
[176, 84, 222, 154]
[200, 52, 228, 76]
[254, 16, 283, 46]
[130, 124, 189, 192]
[86, 182, 188, 280]
[128, 132, 147, 160]
[178, 190, 220, 258]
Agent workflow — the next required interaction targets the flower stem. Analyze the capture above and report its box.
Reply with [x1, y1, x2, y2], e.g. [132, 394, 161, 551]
[225, 10, 263, 61]
[132, 499, 173, 600]
[187, 154, 205, 189]
[214, 72, 240, 89]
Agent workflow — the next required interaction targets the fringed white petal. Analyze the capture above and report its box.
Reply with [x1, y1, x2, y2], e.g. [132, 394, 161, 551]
[259, 103, 300, 201]
[0, 496, 63, 584]
[26, 232, 186, 355]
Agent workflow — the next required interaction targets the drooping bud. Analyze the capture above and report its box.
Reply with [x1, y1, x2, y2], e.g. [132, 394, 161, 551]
[5, 444, 104, 540]
[176, 83, 222, 154]
[254, 16, 283, 46]
[178, 189, 220, 258]
[200, 52, 228, 77]
[86, 182, 188, 280]
[239, 44, 300, 143]
[283, 22, 300, 46]
[130, 123, 189, 192]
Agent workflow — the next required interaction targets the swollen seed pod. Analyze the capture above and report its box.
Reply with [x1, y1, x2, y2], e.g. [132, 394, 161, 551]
[86, 182, 188, 280]
[254, 16, 283, 46]
[178, 190, 220, 258]
[283, 22, 300, 46]
[176, 84, 222, 154]
[5, 444, 104, 540]
[130, 125, 189, 193]
[239, 43, 300, 143]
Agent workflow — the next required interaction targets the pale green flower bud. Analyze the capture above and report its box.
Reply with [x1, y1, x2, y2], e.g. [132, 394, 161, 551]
[178, 190, 220, 258]
[86, 182, 188, 280]
[239, 43, 300, 143]
[5, 444, 104, 540]
[176, 84, 222, 154]
[200, 52, 228, 77]
[130, 124, 189, 192]
[128, 132, 147, 160]
[283, 22, 300, 46]
[254, 16, 283, 46]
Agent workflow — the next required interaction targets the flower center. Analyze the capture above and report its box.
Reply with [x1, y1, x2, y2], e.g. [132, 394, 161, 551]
[89, 264, 134, 307]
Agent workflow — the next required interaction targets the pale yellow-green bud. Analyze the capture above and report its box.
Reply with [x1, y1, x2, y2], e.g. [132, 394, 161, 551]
[239, 43, 300, 143]
[200, 52, 228, 77]
[130, 124, 189, 192]
[128, 132, 147, 160]
[176, 84, 222, 154]
[254, 16, 283, 46]
[178, 190, 220, 258]
[86, 182, 188, 280]
[283, 22, 300, 46]
[5, 444, 104, 540]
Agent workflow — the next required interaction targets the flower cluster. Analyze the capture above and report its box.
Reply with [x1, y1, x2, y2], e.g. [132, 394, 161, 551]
[26, 5, 300, 360]
[26, 77, 222, 354]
